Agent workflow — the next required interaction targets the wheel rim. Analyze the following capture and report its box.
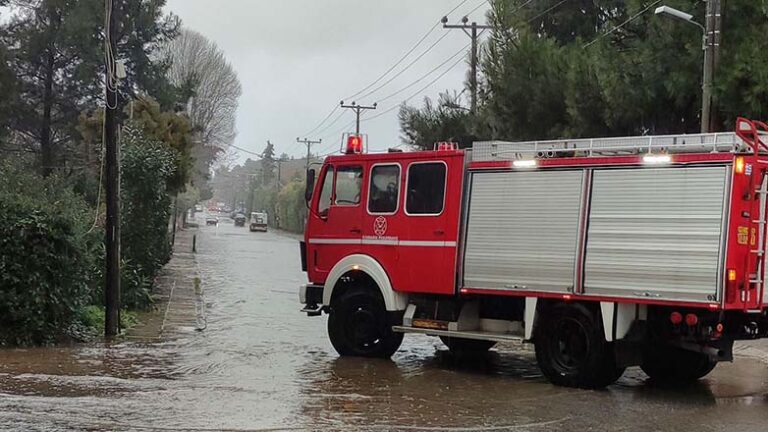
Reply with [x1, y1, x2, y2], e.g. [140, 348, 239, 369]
[549, 317, 590, 373]
[345, 300, 383, 352]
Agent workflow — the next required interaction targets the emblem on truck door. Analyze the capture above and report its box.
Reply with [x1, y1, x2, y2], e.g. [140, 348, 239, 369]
[374, 216, 388, 237]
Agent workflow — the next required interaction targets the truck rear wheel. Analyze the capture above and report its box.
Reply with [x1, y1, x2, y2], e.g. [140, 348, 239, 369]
[641, 345, 717, 383]
[534, 303, 625, 389]
[327, 287, 403, 358]
[440, 336, 496, 354]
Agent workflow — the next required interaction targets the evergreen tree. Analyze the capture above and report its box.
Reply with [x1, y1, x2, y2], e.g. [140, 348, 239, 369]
[261, 141, 276, 185]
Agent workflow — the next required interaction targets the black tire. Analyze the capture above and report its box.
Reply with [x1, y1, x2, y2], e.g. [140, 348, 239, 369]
[534, 303, 625, 389]
[327, 287, 403, 358]
[641, 345, 717, 383]
[440, 336, 496, 354]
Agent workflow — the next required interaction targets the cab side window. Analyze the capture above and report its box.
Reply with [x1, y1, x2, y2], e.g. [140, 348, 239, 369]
[406, 162, 446, 215]
[368, 164, 400, 214]
[317, 166, 334, 216]
[335, 166, 362, 206]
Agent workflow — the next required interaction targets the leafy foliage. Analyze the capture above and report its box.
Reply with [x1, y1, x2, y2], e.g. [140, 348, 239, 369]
[399, 93, 476, 149]
[401, 0, 768, 144]
[0, 0, 180, 175]
[276, 178, 308, 233]
[119, 123, 176, 309]
[0, 163, 94, 345]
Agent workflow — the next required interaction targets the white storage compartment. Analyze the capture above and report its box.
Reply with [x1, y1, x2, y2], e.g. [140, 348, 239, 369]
[463, 170, 585, 292]
[583, 166, 729, 303]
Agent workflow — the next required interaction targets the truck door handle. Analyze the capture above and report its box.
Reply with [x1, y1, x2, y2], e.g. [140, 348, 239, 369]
[350, 228, 361, 234]
[434, 229, 445, 235]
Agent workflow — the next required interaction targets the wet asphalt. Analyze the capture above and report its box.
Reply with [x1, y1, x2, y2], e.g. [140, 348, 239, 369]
[0, 214, 767, 431]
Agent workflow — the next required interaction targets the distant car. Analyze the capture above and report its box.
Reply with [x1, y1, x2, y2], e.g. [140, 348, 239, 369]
[249, 212, 268, 232]
[234, 213, 247, 227]
[194, 204, 203, 212]
[206, 216, 219, 226]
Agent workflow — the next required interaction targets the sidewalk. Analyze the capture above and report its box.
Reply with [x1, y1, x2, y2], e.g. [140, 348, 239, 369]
[126, 226, 205, 340]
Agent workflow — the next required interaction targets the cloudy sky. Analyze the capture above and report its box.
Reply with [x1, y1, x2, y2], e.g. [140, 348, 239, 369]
[165, 0, 490, 161]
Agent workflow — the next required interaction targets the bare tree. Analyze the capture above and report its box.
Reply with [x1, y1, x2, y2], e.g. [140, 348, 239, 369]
[165, 29, 242, 151]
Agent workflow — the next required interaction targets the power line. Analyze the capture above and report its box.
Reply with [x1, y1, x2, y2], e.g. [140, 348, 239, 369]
[527, 0, 569, 24]
[356, 31, 452, 102]
[297, 0, 471, 139]
[318, 47, 468, 151]
[363, 53, 468, 122]
[583, 0, 662, 49]
[318, 119, 356, 150]
[313, 109, 349, 137]
[298, 104, 339, 138]
[461, 0, 491, 18]
[376, 42, 471, 105]
[230, 143, 263, 158]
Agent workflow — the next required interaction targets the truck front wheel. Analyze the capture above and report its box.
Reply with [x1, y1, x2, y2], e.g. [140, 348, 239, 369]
[534, 303, 625, 389]
[641, 345, 717, 383]
[327, 287, 403, 358]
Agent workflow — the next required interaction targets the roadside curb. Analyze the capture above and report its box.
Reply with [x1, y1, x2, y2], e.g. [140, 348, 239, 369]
[125, 227, 206, 340]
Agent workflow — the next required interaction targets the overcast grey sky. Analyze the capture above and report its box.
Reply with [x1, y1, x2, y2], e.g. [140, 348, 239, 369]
[165, 0, 490, 161]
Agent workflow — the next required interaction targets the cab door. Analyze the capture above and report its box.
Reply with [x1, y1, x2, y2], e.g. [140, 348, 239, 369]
[306, 163, 364, 279]
[398, 156, 463, 295]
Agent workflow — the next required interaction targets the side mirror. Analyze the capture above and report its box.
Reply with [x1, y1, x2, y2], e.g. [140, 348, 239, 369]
[305, 168, 316, 203]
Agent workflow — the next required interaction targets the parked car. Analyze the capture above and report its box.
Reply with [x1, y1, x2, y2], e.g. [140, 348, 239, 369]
[249, 212, 268, 232]
[205, 216, 219, 226]
[234, 213, 247, 227]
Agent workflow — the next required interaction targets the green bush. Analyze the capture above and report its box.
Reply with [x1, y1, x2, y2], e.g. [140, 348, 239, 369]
[0, 164, 94, 346]
[119, 124, 176, 309]
[276, 178, 307, 233]
[77, 305, 139, 336]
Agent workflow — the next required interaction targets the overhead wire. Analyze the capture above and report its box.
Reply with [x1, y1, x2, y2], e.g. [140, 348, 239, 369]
[375, 42, 471, 105]
[526, 0, 569, 24]
[312, 108, 349, 137]
[296, 0, 471, 143]
[583, 0, 663, 48]
[355, 31, 453, 102]
[230, 143, 264, 158]
[361, 53, 468, 123]
[461, 0, 492, 18]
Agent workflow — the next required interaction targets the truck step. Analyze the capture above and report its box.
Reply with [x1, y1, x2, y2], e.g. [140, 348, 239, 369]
[392, 325, 524, 343]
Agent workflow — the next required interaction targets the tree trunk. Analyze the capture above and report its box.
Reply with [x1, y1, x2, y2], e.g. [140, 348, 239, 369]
[40, 46, 55, 177]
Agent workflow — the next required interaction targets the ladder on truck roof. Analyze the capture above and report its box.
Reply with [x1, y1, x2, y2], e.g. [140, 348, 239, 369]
[736, 118, 768, 312]
[472, 131, 768, 162]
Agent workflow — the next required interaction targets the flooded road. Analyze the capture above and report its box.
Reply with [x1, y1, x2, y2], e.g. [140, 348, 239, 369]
[2, 215, 768, 431]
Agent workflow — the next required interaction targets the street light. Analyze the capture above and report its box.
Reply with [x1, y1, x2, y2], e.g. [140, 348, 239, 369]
[654, 6, 704, 31]
[654, 4, 712, 133]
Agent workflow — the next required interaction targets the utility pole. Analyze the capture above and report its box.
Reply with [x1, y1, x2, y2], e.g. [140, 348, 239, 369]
[340, 101, 377, 135]
[104, 0, 120, 337]
[701, 0, 721, 133]
[296, 137, 322, 171]
[442, 15, 491, 114]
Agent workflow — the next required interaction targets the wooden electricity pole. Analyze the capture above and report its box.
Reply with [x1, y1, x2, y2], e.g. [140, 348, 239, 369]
[104, 0, 121, 337]
[442, 16, 491, 114]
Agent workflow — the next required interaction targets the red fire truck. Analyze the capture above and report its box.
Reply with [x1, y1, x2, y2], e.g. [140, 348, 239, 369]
[298, 119, 768, 388]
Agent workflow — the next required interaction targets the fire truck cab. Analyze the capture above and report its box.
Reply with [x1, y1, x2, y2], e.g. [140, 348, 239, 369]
[299, 119, 768, 388]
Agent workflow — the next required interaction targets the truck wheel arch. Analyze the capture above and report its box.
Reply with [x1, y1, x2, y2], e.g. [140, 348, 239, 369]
[323, 254, 408, 312]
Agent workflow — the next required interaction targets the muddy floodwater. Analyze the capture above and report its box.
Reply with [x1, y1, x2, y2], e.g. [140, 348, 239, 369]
[2, 216, 768, 431]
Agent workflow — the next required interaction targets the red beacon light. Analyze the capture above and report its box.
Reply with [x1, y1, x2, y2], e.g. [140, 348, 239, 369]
[435, 141, 458, 151]
[346, 135, 363, 154]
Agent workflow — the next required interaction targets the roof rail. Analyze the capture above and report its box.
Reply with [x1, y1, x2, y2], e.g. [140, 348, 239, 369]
[472, 130, 766, 162]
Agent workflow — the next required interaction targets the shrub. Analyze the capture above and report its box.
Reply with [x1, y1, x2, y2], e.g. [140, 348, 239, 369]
[0, 164, 94, 346]
[276, 178, 308, 233]
[119, 124, 176, 309]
